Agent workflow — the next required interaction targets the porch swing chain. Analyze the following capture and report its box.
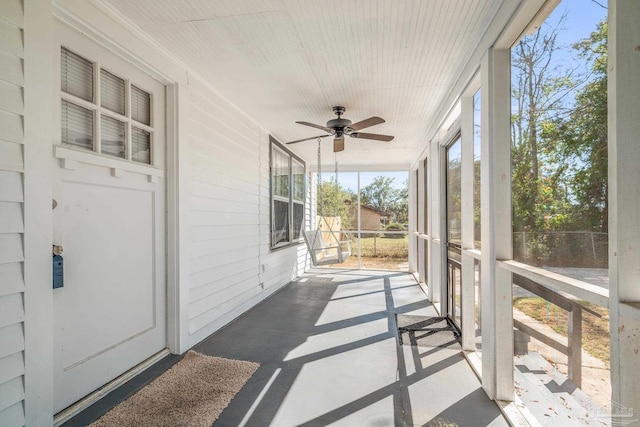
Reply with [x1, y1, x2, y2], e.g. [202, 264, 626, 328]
[317, 137, 322, 195]
[316, 138, 337, 234]
[305, 137, 351, 266]
[316, 138, 340, 230]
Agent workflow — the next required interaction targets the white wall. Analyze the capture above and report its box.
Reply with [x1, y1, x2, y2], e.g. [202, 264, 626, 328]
[43, 1, 310, 356]
[185, 75, 307, 347]
[0, 0, 310, 423]
[0, 1, 26, 425]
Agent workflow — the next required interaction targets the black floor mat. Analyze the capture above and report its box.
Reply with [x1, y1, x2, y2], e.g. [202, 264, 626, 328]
[396, 314, 461, 349]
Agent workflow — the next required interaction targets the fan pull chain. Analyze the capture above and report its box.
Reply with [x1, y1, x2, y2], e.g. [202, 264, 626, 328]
[317, 138, 322, 223]
[317, 137, 322, 186]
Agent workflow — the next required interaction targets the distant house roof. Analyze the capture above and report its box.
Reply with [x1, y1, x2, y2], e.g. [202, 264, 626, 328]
[360, 204, 390, 216]
[343, 199, 391, 216]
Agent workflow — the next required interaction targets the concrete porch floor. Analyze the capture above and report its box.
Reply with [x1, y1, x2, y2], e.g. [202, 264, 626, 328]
[63, 269, 508, 427]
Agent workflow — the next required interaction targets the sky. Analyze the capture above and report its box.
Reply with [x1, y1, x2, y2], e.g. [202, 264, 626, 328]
[540, 0, 607, 68]
[320, 170, 409, 193]
[556, 0, 607, 46]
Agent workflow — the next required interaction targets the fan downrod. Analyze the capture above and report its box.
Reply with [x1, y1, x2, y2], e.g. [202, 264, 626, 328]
[327, 106, 351, 131]
[332, 106, 346, 117]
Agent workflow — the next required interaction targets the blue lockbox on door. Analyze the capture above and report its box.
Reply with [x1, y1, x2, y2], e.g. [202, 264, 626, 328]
[53, 255, 63, 289]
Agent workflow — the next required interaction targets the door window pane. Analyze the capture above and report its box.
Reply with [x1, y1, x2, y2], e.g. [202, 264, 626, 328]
[131, 127, 151, 164]
[61, 47, 94, 102]
[61, 100, 93, 150]
[100, 69, 126, 115]
[131, 85, 151, 125]
[101, 115, 126, 159]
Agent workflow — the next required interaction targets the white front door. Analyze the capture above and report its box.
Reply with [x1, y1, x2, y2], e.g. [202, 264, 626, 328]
[52, 22, 167, 412]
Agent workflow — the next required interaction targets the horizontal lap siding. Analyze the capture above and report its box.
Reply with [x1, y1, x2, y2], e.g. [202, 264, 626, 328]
[0, 2, 25, 426]
[188, 81, 304, 344]
[187, 79, 304, 345]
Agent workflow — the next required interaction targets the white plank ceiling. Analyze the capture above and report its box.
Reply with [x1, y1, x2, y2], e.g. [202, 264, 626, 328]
[104, 0, 505, 169]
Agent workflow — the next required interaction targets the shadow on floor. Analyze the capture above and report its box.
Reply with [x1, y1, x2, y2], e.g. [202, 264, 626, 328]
[63, 269, 506, 427]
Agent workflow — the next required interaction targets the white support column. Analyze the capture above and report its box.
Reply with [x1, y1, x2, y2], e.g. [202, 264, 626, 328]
[481, 48, 513, 402]
[429, 141, 441, 304]
[166, 81, 191, 354]
[608, 0, 640, 412]
[417, 164, 426, 284]
[23, 0, 55, 424]
[461, 94, 476, 351]
[357, 172, 362, 270]
[439, 144, 450, 315]
[408, 168, 418, 273]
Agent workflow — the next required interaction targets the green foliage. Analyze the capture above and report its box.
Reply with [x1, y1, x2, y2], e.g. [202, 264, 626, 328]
[317, 178, 355, 229]
[447, 153, 462, 243]
[317, 175, 409, 232]
[511, 16, 608, 247]
[384, 222, 405, 238]
[360, 176, 409, 223]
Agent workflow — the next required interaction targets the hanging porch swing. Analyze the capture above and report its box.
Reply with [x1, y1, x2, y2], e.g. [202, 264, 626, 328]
[303, 138, 352, 266]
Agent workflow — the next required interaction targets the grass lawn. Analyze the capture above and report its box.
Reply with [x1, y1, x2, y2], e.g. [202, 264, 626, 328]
[324, 234, 409, 270]
[513, 297, 610, 365]
[350, 235, 409, 258]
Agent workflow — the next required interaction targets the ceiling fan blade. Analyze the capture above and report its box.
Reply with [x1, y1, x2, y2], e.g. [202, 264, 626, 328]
[286, 134, 331, 144]
[348, 116, 385, 131]
[333, 136, 345, 152]
[350, 132, 394, 142]
[296, 121, 335, 134]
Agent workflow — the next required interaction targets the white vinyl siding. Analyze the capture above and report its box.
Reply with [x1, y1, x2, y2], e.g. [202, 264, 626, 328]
[186, 77, 307, 347]
[0, 1, 25, 426]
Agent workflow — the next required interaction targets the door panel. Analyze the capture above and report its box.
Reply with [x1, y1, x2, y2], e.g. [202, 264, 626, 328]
[58, 182, 156, 369]
[53, 22, 166, 412]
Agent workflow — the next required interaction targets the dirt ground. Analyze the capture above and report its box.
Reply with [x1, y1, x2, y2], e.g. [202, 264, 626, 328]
[325, 256, 409, 271]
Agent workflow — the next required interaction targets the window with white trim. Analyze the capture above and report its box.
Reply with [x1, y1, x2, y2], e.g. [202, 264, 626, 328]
[60, 47, 154, 165]
[270, 137, 305, 249]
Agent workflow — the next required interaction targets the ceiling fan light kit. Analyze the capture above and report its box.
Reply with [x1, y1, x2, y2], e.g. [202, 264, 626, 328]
[286, 106, 394, 152]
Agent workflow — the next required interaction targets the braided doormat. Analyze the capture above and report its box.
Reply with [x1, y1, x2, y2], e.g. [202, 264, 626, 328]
[90, 351, 259, 427]
[396, 314, 461, 349]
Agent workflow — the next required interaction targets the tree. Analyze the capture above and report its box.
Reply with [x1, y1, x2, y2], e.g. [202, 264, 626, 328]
[317, 178, 355, 229]
[543, 21, 608, 232]
[360, 176, 409, 224]
[511, 13, 582, 233]
[394, 179, 409, 224]
[511, 15, 608, 266]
